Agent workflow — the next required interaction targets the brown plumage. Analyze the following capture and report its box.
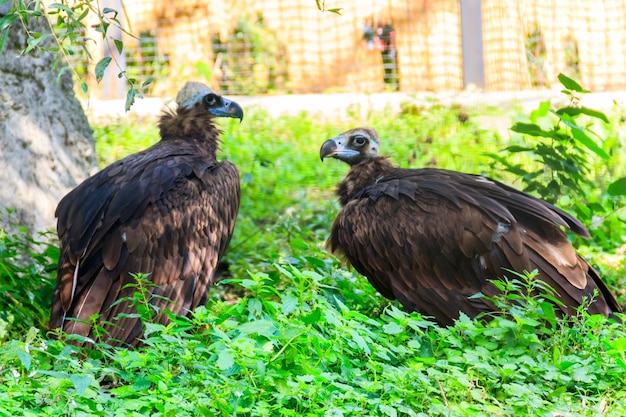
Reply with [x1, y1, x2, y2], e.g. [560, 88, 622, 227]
[49, 82, 244, 347]
[321, 127, 621, 325]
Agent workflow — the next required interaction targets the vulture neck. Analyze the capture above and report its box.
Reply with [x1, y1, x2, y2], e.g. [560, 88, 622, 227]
[337, 157, 394, 206]
[158, 106, 222, 154]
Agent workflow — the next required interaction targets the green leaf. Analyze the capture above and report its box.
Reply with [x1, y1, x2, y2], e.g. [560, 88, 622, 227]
[379, 404, 398, 417]
[327, 8, 342, 14]
[281, 295, 298, 315]
[16, 350, 31, 370]
[0, 28, 9, 54]
[503, 145, 533, 153]
[237, 319, 275, 337]
[347, 328, 371, 354]
[95, 56, 112, 82]
[530, 100, 551, 120]
[55, 65, 70, 83]
[0, 13, 18, 32]
[70, 374, 92, 396]
[114, 39, 124, 54]
[558, 73, 589, 93]
[48, 3, 73, 13]
[510, 122, 554, 138]
[125, 87, 136, 111]
[80, 82, 88, 93]
[568, 124, 610, 159]
[302, 308, 321, 325]
[217, 349, 234, 370]
[555, 106, 609, 123]
[382, 322, 403, 335]
[102, 7, 118, 16]
[608, 177, 626, 196]
[22, 33, 52, 55]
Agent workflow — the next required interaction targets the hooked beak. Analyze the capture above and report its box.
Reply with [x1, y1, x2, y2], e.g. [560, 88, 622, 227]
[209, 97, 244, 122]
[320, 136, 360, 162]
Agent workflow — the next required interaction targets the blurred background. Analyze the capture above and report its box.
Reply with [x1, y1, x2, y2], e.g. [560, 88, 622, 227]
[83, 0, 626, 99]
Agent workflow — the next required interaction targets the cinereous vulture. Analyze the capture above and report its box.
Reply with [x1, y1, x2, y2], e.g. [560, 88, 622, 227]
[320, 126, 621, 325]
[50, 82, 244, 346]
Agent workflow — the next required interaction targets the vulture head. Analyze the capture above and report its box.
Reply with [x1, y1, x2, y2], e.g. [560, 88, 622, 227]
[175, 81, 244, 121]
[320, 127, 380, 165]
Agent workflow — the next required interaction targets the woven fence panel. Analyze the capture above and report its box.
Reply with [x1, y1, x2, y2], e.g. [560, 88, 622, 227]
[84, 0, 626, 97]
[392, 0, 463, 91]
[481, 0, 531, 90]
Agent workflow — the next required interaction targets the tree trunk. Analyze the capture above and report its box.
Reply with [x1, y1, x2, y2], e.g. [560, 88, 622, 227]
[0, 4, 97, 235]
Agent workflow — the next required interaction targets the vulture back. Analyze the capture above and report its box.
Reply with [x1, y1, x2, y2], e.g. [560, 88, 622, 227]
[321, 127, 621, 325]
[49, 82, 244, 346]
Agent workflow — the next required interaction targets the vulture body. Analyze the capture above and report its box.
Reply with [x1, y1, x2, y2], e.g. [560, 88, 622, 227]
[321, 127, 621, 325]
[50, 82, 244, 346]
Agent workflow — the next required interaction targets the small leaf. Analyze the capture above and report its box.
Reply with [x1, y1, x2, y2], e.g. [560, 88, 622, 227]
[510, 122, 553, 138]
[347, 328, 371, 354]
[281, 295, 298, 315]
[142, 77, 154, 87]
[217, 349, 235, 370]
[556, 106, 609, 123]
[95, 56, 112, 82]
[80, 82, 88, 93]
[382, 322, 403, 335]
[558, 73, 589, 93]
[379, 404, 398, 417]
[530, 100, 551, 120]
[327, 8, 342, 14]
[77, 7, 89, 21]
[17, 350, 31, 371]
[114, 39, 123, 54]
[608, 177, 626, 196]
[0, 28, 9, 54]
[70, 374, 92, 396]
[302, 308, 321, 325]
[0, 13, 18, 32]
[125, 87, 136, 111]
[238, 319, 275, 337]
[48, 3, 73, 13]
[569, 125, 609, 159]
[503, 145, 532, 152]
[102, 7, 118, 16]
[22, 33, 52, 55]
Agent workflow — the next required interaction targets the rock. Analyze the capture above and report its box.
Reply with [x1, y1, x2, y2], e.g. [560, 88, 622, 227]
[0, 6, 96, 236]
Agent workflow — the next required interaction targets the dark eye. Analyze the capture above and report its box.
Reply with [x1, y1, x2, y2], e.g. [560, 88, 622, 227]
[203, 93, 221, 107]
[352, 135, 367, 146]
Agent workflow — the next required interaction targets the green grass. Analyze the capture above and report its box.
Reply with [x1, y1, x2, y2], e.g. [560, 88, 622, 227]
[2, 99, 626, 416]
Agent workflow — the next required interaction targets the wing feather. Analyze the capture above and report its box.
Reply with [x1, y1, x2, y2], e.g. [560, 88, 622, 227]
[329, 166, 620, 324]
[51, 139, 240, 346]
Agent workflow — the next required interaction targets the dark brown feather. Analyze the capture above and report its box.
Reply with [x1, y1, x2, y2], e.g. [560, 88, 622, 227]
[49, 84, 242, 347]
[323, 127, 621, 326]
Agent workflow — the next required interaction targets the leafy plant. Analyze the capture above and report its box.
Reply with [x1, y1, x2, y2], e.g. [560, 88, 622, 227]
[0, 0, 152, 110]
[487, 73, 626, 250]
[488, 74, 606, 202]
[0, 220, 57, 340]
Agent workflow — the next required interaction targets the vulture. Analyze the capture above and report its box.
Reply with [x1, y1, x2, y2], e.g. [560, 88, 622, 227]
[320, 126, 621, 325]
[49, 82, 244, 347]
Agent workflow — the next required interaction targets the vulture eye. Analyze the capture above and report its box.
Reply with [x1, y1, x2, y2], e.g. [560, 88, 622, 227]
[203, 93, 221, 108]
[352, 135, 367, 146]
